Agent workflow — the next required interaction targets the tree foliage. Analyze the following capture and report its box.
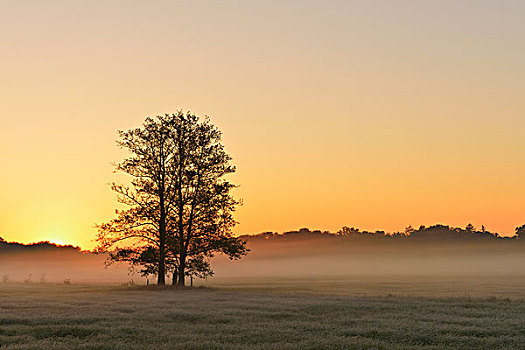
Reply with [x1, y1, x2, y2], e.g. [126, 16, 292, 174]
[96, 112, 248, 285]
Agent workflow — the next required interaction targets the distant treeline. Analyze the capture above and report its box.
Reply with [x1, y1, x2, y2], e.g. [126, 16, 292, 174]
[242, 224, 525, 242]
[0, 237, 81, 253]
[2, 223, 524, 254]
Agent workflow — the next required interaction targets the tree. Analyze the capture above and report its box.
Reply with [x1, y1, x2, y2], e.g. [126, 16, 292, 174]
[96, 112, 248, 286]
[404, 225, 415, 236]
[515, 225, 525, 239]
[338, 226, 359, 236]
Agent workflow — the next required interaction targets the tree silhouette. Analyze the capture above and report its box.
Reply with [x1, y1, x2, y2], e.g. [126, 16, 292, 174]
[404, 225, 415, 236]
[96, 112, 247, 285]
[338, 226, 359, 236]
[516, 225, 525, 239]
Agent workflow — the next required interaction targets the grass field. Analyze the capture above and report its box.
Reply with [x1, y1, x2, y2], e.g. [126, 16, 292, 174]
[199, 274, 525, 299]
[1, 278, 525, 349]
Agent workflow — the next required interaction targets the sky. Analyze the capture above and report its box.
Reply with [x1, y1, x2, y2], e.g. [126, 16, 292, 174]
[1, 0, 524, 249]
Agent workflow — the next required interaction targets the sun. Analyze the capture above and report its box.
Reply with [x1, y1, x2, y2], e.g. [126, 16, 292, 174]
[35, 224, 75, 246]
[47, 238, 69, 246]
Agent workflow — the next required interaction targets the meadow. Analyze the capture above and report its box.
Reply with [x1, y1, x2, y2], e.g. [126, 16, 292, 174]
[1, 277, 524, 350]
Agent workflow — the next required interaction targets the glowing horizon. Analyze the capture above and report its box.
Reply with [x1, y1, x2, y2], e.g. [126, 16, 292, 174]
[1, 1, 525, 249]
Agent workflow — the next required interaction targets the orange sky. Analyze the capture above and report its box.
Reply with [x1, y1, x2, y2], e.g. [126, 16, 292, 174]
[1, 1, 524, 249]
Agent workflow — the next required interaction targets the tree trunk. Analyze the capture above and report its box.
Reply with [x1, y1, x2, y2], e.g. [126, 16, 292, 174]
[157, 261, 165, 285]
[157, 174, 167, 285]
[157, 225, 166, 285]
[177, 257, 186, 286]
[172, 269, 178, 285]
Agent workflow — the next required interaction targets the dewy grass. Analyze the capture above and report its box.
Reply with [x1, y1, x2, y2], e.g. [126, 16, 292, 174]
[0, 283, 524, 349]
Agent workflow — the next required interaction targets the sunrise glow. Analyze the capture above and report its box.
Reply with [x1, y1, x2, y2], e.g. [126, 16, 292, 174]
[1, 1, 524, 249]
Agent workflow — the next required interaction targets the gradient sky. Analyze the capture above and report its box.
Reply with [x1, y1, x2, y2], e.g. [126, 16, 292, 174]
[1, 0, 525, 249]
